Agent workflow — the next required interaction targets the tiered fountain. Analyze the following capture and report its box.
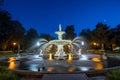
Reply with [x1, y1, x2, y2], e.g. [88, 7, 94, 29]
[38, 24, 82, 60]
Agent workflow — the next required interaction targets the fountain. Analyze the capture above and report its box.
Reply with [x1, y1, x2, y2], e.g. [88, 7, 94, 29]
[38, 24, 83, 60]
[1, 24, 120, 79]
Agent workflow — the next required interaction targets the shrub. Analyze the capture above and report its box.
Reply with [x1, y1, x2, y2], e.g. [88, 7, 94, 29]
[106, 69, 120, 80]
[0, 66, 18, 80]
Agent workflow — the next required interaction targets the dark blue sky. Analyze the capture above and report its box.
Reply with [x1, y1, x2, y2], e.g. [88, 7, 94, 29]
[3, 0, 120, 36]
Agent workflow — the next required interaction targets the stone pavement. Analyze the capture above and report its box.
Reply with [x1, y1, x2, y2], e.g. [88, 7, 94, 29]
[42, 74, 89, 80]
[20, 74, 107, 80]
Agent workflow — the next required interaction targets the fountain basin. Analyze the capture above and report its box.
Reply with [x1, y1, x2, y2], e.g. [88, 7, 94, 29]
[1, 53, 120, 80]
[1, 53, 120, 74]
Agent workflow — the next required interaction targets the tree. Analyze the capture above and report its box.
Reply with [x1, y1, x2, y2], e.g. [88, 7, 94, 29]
[0, 10, 26, 50]
[79, 29, 92, 49]
[64, 25, 76, 40]
[91, 22, 109, 49]
[113, 24, 120, 46]
[39, 33, 55, 41]
[25, 28, 39, 49]
[9, 21, 26, 50]
[0, 10, 11, 50]
[79, 29, 91, 40]
[105, 28, 115, 50]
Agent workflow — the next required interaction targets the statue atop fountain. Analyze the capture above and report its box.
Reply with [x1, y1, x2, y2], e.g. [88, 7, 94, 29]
[55, 24, 65, 40]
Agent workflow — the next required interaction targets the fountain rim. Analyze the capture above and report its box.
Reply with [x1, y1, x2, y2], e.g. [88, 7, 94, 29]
[7, 65, 120, 76]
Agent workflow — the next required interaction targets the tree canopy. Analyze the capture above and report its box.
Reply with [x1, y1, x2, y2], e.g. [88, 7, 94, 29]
[79, 22, 120, 50]
[0, 10, 26, 50]
[64, 25, 76, 40]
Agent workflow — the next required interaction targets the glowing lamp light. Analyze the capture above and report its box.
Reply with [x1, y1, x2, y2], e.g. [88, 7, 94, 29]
[47, 67, 54, 72]
[93, 42, 97, 46]
[80, 67, 89, 71]
[68, 66, 75, 72]
[67, 54, 73, 63]
[9, 57, 16, 62]
[81, 41, 84, 45]
[13, 42, 16, 46]
[91, 58, 101, 62]
[8, 62, 17, 69]
[68, 54, 73, 60]
[94, 63, 103, 70]
[48, 53, 53, 61]
[37, 42, 40, 46]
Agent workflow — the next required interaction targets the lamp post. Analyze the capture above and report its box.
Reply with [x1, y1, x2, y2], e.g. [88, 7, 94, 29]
[93, 42, 97, 46]
[13, 42, 16, 53]
[17, 44, 21, 59]
[13, 42, 20, 54]
[17, 44, 20, 54]
[93, 42, 97, 50]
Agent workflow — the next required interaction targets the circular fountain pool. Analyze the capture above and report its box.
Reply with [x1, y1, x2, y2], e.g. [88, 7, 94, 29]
[1, 53, 118, 74]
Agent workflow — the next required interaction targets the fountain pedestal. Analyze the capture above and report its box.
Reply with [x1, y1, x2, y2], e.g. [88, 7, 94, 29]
[54, 24, 67, 59]
[55, 45, 66, 55]
[55, 24, 65, 40]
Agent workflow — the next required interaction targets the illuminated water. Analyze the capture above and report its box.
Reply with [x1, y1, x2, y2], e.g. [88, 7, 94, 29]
[2, 53, 111, 73]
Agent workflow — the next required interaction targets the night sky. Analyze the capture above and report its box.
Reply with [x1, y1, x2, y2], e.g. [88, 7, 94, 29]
[2, 0, 120, 37]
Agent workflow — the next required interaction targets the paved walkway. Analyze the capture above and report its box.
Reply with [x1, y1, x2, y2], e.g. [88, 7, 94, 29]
[42, 74, 89, 80]
[20, 74, 107, 80]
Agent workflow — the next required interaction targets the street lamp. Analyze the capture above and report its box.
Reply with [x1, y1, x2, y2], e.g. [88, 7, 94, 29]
[93, 42, 97, 46]
[13, 42, 16, 53]
[13, 42, 16, 46]
[93, 42, 99, 50]
[13, 42, 20, 54]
